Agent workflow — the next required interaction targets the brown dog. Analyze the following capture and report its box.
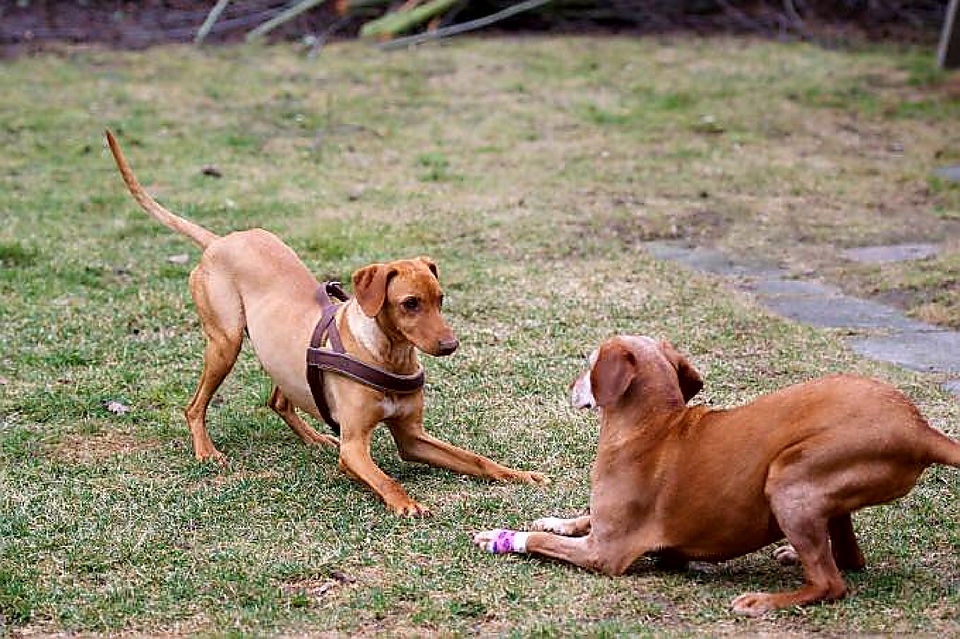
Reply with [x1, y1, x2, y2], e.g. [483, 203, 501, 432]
[106, 131, 546, 516]
[474, 335, 959, 614]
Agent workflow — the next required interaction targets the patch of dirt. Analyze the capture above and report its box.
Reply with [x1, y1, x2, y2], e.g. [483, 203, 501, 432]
[199, 470, 281, 487]
[280, 569, 357, 600]
[51, 432, 160, 463]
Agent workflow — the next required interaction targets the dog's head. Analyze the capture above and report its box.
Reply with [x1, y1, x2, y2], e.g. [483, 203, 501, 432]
[570, 335, 702, 411]
[352, 256, 458, 357]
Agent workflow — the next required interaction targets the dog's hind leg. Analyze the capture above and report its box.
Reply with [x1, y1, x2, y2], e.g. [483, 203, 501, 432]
[733, 485, 847, 615]
[267, 386, 338, 449]
[184, 265, 244, 464]
[828, 514, 865, 571]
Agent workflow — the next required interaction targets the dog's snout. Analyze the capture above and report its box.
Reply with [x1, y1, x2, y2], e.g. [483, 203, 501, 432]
[570, 372, 596, 410]
[437, 337, 459, 356]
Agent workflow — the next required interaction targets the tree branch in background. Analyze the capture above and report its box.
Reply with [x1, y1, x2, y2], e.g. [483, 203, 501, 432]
[195, 0, 233, 45]
[359, 0, 460, 38]
[378, 0, 554, 49]
[247, 0, 328, 41]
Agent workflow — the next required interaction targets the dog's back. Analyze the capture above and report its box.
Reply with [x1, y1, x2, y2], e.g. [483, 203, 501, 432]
[647, 374, 953, 561]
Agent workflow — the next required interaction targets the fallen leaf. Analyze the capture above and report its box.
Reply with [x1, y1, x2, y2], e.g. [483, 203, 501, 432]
[104, 400, 131, 415]
[167, 254, 189, 264]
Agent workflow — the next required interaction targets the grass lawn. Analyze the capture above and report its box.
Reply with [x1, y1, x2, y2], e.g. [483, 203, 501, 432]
[0, 37, 958, 635]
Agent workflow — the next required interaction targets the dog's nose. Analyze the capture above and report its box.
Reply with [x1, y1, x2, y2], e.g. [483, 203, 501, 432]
[437, 337, 459, 356]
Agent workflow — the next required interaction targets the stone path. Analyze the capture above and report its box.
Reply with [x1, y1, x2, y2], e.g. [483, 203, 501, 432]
[642, 240, 960, 398]
[935, 165, 960, 182]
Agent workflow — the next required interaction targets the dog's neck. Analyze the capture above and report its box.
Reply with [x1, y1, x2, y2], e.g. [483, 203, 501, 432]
[598, 387, 687, 452]
[344, 300, 419, 373]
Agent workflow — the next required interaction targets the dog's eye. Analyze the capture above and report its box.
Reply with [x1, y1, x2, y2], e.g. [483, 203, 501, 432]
[402, 297, 420, 311]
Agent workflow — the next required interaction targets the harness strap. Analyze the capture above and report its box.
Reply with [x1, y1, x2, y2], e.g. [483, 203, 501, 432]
[305, 281, 424, 436]
[307, 348, 425, 394]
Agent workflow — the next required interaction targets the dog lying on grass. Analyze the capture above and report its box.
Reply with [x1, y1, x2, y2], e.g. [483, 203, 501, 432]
[106, 131, 546, 516]
[474, 335, 959, 614]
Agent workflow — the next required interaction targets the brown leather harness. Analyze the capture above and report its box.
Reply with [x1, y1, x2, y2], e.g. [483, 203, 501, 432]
[306, 282, 425, 435]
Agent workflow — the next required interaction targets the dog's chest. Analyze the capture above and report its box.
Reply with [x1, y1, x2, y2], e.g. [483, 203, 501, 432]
[379, 394, 416, 420]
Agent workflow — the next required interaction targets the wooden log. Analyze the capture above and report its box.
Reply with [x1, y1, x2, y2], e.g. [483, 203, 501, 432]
[337, 0, 390, 15]
[359, 0, 460, 38]
[379, 0, 556, 50]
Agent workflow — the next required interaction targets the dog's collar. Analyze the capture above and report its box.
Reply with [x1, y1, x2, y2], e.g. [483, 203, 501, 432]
[306, 281, 425, 435]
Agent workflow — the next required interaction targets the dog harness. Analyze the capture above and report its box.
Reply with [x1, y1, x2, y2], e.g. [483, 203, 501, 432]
[306, 282, 425, 435]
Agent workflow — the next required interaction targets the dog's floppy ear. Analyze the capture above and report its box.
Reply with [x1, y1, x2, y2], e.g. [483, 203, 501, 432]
[417, 256, 439, 281]
[352, 263, 397, 317]
[590, 341, 637, 407]
[660, 340, 703, 403]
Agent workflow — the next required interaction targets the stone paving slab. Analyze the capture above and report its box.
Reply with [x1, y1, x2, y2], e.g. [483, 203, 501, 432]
[641, 241, 960, 398]
[943, 380, 960, 395]
[935, 165, 960, 182]
[841, 243, 939, 264]
[756, 293, 932, 331]
[642, 241, 787, 278]
[849, 331, 960, 373]
[749, 279, 843, 297]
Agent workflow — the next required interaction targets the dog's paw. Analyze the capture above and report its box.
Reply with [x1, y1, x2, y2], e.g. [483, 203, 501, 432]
[519, 471, 550, 485]
[731, 592, 777, 616]
[773, 544, 800, 566]
[197, 450, 228, 466]
[391, 500, 432, 518]
[472, 529, 528, 554]
[531, 517, 570, 535]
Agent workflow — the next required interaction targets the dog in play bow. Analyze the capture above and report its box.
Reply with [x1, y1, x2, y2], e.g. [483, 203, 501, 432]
[106, 131, 546, 516]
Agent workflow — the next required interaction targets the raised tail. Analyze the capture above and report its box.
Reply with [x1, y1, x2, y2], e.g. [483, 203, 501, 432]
[105, 130, 219, 250]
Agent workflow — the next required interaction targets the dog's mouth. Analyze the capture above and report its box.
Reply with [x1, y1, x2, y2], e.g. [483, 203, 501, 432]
[436, 337, 459, 356]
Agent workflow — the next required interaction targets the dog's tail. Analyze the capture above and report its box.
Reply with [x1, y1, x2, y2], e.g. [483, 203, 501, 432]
[105, 130, 219, 250]
[922, 425, 960, 468]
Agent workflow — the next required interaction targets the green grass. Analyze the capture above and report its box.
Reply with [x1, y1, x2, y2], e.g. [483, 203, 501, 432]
[0, 37, 957, 636]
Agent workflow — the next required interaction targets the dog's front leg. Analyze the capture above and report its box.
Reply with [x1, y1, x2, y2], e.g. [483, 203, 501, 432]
[338, 420, 431, 517]
[387, 417, 548, 484]
[531, 515, 591, 537]
[472, 529, 632, 575]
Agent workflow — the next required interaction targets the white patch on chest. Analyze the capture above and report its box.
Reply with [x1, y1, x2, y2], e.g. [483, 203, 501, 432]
[345, 300, 388, 355]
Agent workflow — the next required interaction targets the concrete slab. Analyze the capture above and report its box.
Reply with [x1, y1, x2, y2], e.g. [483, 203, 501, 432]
[841, 243, 939, 264]
[749, 279, 843, 297]
[849, 331, 960, 373]
[643, 241, 960, 389]
[942, 380, 960, 397]
[758, 293, 931, 331]
[935, 165, 960, 182]
[642, 241, 786, 278]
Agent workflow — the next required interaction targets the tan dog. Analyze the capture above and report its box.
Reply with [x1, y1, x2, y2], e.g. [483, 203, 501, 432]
[106, 131, 546, 516]
[474, 335, 959, 614]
